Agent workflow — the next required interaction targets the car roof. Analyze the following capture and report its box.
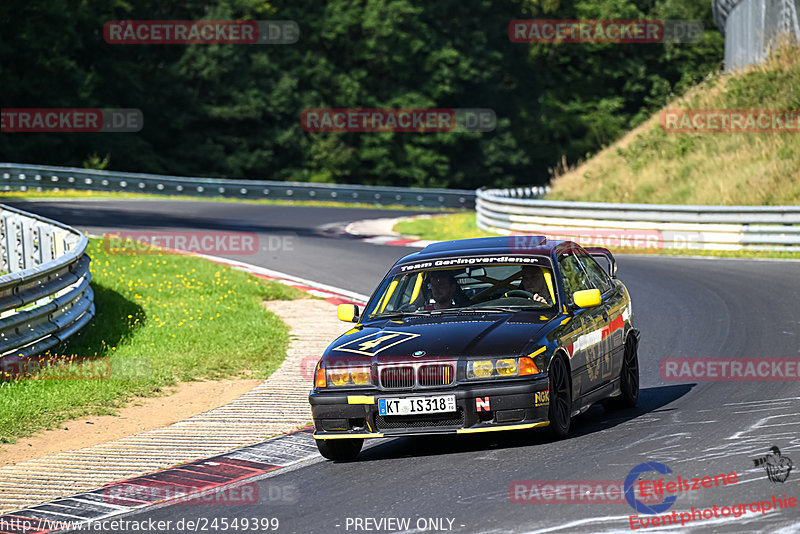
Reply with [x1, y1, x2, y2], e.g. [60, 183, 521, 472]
[396, 236, 570, 264]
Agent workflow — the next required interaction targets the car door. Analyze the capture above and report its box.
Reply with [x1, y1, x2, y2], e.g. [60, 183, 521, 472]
[557, 251, 610, 397]
[575, 250, 625, 387]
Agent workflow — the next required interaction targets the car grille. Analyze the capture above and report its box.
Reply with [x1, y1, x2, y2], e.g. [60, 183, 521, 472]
[380, 366, 415, 388]
[418, 364, 454, 386]
[379, 362, 456, 389]
[375, 408, 465, 430]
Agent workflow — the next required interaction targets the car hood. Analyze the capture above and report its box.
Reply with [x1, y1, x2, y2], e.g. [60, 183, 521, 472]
[322, 312, 556, 365]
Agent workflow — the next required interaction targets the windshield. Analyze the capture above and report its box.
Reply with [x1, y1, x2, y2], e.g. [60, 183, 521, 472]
[364, 263, 557, 318]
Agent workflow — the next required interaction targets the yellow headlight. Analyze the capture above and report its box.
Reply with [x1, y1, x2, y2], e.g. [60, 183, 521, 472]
[329, 368, 350, 386]
[495, 358, 518, 376]
[350, 368, 371, 385]
[471, 360, 494, 378]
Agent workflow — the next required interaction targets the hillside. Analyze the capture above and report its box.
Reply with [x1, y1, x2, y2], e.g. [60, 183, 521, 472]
[546, 44, 800, 205]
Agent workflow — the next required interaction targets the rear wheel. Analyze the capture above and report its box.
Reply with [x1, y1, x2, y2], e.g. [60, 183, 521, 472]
[604, 336, 639, 411]
[316, 438, 363, 461]
[548, 354, 572, 439]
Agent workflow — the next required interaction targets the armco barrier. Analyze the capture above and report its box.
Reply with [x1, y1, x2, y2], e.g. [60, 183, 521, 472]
[0, 204, 94, 366]
[477, 188, 800, 251]
[713, 0, 800, 71]
[0, 163, 476, 209]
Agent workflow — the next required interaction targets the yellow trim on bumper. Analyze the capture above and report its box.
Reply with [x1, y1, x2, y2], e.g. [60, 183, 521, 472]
[456, 421, 549, 434]
[347, 395, 375, 404]
[314, 433, 384, 440]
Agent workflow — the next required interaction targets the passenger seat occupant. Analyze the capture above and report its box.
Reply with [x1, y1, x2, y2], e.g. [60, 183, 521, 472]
[520, 266, 552, 305]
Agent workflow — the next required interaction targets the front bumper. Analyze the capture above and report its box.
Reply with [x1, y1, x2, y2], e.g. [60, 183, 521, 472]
[309, 377, 550, 440]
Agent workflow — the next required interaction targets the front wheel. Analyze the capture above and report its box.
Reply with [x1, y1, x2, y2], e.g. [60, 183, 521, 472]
[316, 438, 363, 461]
[548, 354, 572, 439]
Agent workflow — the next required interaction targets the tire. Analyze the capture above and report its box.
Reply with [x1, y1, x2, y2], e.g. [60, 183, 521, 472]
[316, 438, 363, 461]
[603, 336, 639, 411]
[548, 354, 572, 439]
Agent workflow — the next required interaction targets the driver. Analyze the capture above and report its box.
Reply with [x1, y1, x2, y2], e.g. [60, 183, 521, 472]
[520, 266, 551, 304]
[426, 270, 468, 309]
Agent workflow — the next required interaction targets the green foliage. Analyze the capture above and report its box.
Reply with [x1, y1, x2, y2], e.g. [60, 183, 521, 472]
[83, 154, 111, 170]
[0, 0, 722, 188]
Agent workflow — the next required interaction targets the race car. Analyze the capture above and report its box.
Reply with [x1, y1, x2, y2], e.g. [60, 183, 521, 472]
[309, 236, 640, 461]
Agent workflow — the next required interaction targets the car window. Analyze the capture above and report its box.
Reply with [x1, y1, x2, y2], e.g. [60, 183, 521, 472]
[558, 254, 592, 300]
[578, 252, 613, 294]
[363, 263, 556, 317]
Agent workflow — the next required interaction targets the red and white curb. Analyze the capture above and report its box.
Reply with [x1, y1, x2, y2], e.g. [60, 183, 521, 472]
[318, 216, 440, 249]
[358, 235, 436, 248]
[0, 427, 318, 534]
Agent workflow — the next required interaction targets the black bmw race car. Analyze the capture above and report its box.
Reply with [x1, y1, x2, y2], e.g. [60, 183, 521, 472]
[309, 236, 640, 461]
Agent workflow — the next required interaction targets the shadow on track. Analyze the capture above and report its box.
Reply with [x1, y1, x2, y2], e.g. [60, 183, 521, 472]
[354, 384, 694, 462]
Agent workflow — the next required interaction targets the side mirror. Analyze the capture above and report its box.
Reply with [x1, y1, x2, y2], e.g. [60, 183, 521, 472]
[573, 289, 601, 309]
[337, 304, 360, 323]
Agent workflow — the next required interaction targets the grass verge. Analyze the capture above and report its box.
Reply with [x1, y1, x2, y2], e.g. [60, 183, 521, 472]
[0, 238, 308, 444]
[395, 213, 494, 241]
[394, 213, 800, 260]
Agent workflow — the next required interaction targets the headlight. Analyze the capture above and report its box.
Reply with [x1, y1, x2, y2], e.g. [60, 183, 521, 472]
[350, 368, 371, 385]
[467, 357, 539, 379]
[495, 359, 517, 376]
[329, 368, 350, 386]
[320, 366, 373, 387]
[470, 360, 494, 378]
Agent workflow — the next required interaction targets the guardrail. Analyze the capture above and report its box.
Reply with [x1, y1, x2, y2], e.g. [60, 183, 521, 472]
[713, 0, 800, 70]
[477, 188, 800, 251]
[0, 204, 94, 370]
[0, 163, 476, 209]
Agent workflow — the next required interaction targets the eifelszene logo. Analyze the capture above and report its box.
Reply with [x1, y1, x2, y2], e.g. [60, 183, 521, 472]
[753, 446, 793, 483]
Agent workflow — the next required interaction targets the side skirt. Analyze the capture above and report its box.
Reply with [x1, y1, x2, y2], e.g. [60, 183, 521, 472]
[571, 378, 620, 416]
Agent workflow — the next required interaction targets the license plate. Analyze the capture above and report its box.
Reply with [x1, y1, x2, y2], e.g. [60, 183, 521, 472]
[378, 395, 456, 416]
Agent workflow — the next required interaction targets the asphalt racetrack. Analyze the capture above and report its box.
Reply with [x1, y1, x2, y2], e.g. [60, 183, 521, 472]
[10, 199, 800, 534]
